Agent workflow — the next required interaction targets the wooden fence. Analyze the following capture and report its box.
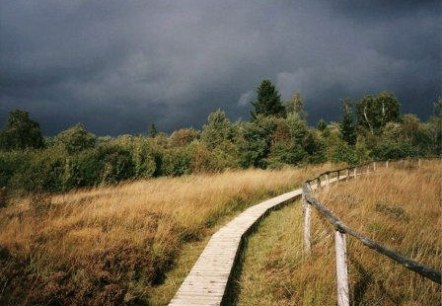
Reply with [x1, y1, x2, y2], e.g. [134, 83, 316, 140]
[301, 158, 441, 306]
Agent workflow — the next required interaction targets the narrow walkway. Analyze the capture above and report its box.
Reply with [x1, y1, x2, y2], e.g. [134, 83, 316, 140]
[168, 188, 303, 306]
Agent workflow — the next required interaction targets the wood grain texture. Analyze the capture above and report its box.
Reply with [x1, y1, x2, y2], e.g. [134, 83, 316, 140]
[168, 189, 302, 306]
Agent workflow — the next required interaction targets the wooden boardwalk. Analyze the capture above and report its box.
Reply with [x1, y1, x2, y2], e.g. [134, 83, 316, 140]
[168, 189, 303, 306]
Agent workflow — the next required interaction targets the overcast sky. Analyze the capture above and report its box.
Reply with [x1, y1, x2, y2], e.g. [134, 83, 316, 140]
[1, 0, 440, 135]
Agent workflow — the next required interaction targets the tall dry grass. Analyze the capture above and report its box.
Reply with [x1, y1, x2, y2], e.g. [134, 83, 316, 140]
[236, 160, 441, 305]
[0, 165, 327, 305]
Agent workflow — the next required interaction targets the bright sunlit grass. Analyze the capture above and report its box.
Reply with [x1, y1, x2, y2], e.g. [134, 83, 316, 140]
[235, 160, 441, 306]
[0, 164, 328, 305]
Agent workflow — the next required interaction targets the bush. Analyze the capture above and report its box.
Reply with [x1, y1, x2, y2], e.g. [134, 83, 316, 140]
[371, 141, 419, 160]
[0, 151, 31, 188]
[192, 142, 239, 173]
[131, 138, 156, 179]
[62, 149, 103, 190]
[157, 146, 194, 176]
[99, 145, 135, 184]
[9, 148, 66, 193]
[54, 124, 96, 154]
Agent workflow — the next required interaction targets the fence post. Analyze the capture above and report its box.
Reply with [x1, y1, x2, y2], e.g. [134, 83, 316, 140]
[302, 186, 311, 256]
[366, 165, 370, 175]
[353, 167, 357, 178]
[373, 161, 376, 172]
[317, 177, 321, 190]
[346, 169, 350, 180]
[386, 160, 389, 168]
[418, 158, 421, 168]
[335, 230, 349, 306]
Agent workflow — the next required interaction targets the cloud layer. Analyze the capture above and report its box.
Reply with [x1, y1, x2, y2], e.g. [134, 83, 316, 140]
[1, 0, 440, 135]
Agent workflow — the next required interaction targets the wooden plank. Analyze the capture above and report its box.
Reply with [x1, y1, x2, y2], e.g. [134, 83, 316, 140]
[302, 191, 311, 255]
[335, 231, 349, 306]
[168, 188, 302, 305]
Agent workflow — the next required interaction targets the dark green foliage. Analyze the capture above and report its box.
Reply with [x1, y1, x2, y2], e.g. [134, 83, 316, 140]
[201, 109, 234, 149]
[356, 91, 400, 134]
[9, 148, 66, 193]
[131, 138, 156, 179]
[371, 141, 419, 160]
[0, 110, 44, 150]
[149, 123, 158, 138]
[1, 90, 435, 194]
[251, 80, 285, 119]
[62, 149, 103, 189]
[238, 122, 272, 168]
[329, 137, 359, 165]
[0, 151, 31, 188]
[269, 142, 306, 166]
[317, 119, 327, 132]
[427, 99, 442, 156]
[54, 124, 96, 154]
[99, 144, 135, 184]
[156, 147, 193, 176]
[340, 99, 357, 145]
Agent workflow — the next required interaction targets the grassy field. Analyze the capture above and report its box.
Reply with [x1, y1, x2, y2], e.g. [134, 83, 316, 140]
[235, 160, 441, 305]
[0, 165, 328, 305]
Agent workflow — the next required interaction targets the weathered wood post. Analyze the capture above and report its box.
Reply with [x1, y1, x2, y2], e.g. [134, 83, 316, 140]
[346, 169, 350, 180]
[386, 160, 389, 168]
[353, 167, 357, 178]
[373, 161, 376, 172]
[418, 158, 421, 168]
[302, 184, 312, 256]
[335, 230, 349, 306]
[366, 164, 370, 175]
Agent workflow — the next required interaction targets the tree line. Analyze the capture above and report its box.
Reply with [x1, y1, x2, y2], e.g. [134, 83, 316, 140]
[1, 79, 440, 195]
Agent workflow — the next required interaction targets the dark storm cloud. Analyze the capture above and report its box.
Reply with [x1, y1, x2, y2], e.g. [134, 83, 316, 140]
[1, 0, 440, 135]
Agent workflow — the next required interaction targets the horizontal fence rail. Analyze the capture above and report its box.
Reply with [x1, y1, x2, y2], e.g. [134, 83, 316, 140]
[301, 158, 442, 306]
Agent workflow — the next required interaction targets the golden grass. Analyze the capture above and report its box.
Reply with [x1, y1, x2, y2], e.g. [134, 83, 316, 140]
[236, 160, 441, 306]
[0, 165, 328, 305]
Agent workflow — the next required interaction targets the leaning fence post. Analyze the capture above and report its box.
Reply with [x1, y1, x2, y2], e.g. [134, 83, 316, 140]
[302, 185, 312, 256]
[335, 230, 349, 306]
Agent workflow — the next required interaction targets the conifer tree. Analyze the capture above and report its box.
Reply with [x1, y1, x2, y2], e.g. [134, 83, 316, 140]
[340, 99, 357, 145]
[251, 80, 285, 119]
[149, 123, 158, 138]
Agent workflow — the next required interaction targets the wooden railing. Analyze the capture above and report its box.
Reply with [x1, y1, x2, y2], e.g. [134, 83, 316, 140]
[301, 158, 441, 306]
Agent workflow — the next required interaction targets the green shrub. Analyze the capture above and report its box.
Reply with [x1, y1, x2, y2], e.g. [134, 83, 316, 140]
[99, 145, 135, 184]
[131, 138, 156, 179]
[62, 149, 103, 190]
[0, 151, 31, 188]
[9, 148, 66, 193]
[371, 141, 419, 160]
[53, 124, 96, 154]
